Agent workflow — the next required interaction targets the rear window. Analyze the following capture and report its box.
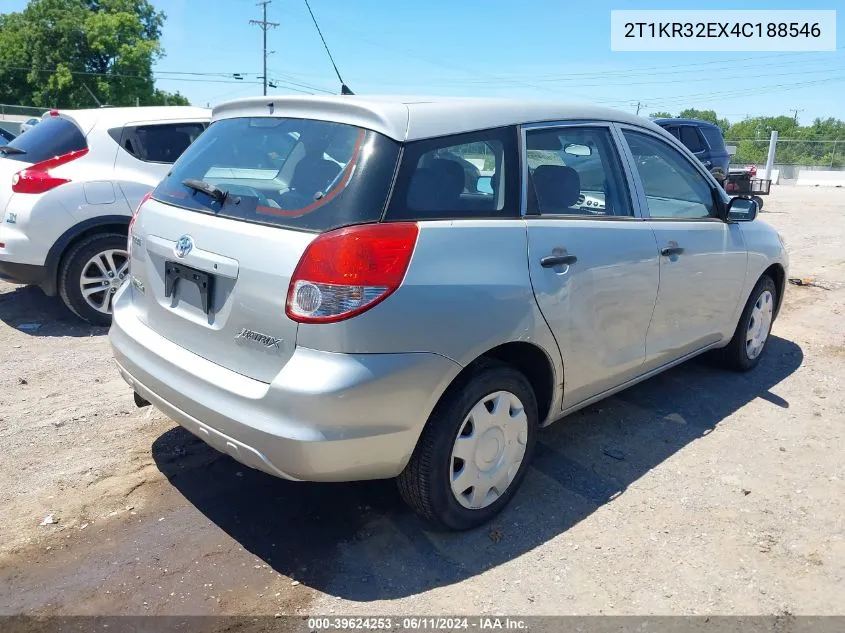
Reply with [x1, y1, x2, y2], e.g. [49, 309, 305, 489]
[700, 126, 726, 151]
[1, 116, 86, 163]
[153, 117, 400, 233]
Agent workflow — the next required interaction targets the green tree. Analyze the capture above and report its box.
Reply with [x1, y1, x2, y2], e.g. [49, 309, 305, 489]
[0, 0, 189, 108]
[649, 111, 673, 118]
[677, 108, 730, 132]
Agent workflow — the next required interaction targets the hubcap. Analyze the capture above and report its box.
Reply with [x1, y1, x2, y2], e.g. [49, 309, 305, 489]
[79, 249, 129, 314]
[449, 391, 529, 510]
[746, 289, 774, 360]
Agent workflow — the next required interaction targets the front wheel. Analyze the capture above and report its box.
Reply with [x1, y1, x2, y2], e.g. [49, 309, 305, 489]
[58, 233, 129, 326]
[720, 275, 777, 371]
[398, 361, 538, 531]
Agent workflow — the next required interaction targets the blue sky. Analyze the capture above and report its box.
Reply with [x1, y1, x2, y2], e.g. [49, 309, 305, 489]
[4, 0, 844, 122]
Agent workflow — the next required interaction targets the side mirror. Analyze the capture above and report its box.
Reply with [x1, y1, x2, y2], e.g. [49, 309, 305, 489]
[476, 175, 493, 194]
[726, 196, 758, 222]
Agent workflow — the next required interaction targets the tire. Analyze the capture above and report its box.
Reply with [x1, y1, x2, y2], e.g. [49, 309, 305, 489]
[753, 196, 764, 210]
[398, 360, 538, 531]
[58, 233, 128, 326]
[720, 275, 777, 371]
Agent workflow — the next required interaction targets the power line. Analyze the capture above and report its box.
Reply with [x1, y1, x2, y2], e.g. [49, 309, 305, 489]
[603, 75, 845, 108]
[480, 48, 845, 83]
[249, 0, 279, 96]
[272, 4, 598, 100]
[0, 64, 260, 84]
[265, 69, 336, 94]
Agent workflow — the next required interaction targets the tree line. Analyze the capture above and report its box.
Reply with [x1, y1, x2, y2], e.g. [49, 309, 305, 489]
[0, 0, 189, 109]
[650, 108, 845, 167]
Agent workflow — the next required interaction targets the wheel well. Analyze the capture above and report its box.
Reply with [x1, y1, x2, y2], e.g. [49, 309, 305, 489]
[762, 263, 786, 318]
[49, 222, 128, 293]
[475, 342, 555, 423]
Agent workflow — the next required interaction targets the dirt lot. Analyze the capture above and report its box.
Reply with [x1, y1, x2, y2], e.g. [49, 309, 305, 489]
[0, 185, 843, 616]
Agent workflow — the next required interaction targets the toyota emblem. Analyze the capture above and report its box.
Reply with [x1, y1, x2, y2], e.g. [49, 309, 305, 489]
[174, 235, 194, 258]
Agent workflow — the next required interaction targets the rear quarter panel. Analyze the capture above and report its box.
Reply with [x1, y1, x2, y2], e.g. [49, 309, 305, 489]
[295, 220, 565, 416]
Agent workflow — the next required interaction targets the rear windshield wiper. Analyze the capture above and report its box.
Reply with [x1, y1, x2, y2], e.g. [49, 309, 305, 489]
[0, 146, 26, 155]
[182, 179, 229, 204]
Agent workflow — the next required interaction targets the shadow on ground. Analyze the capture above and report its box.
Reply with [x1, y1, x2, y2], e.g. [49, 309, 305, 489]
[152, 336, 802, 601]
[0, 284, 104, 337]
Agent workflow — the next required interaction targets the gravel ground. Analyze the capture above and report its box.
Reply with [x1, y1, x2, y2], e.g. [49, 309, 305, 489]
[0, 185, 843, 616]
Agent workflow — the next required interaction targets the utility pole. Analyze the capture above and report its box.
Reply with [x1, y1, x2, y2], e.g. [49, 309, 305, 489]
[250, 0, 279, 96]
[632, 101, 647, 116]
[789, 108, 803, 126]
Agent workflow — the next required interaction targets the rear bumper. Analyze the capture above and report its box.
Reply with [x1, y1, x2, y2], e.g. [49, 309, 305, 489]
[0, 259, 48, 286]
[109, 286, 461, 482]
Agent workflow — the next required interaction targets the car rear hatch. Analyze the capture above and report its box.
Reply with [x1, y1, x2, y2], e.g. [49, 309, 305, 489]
[0, 156, 30, 219]
[129, 115, 400, 383]
[0, 114, 89, 218]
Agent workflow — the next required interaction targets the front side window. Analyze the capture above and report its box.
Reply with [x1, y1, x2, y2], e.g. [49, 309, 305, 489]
[385, 127, 518, 221]
[153, 117, 400, 233]
[680, 126, 705, 153]
[525, 126, 632, 217]
[115, 123, 207, 164]
[623, 130, 716, 219]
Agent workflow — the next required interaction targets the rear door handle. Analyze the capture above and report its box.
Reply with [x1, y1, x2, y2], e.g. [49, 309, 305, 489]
[541, 254, 577, 268]
[660, 246, 684, 256]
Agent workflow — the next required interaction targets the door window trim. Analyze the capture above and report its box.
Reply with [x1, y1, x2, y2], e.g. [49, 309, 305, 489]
[109, 120, 208, 165]
[518, 120, 643, 221]
[614, 123, 727, 223]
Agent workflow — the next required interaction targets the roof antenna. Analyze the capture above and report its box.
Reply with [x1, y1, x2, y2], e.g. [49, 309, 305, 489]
[303, 0, 354, 95]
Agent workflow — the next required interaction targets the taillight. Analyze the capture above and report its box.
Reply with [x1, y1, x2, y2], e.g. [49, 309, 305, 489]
[286, 222, 419, 323]
[11, 148, 89, 194]
[128, 191, 153, 256]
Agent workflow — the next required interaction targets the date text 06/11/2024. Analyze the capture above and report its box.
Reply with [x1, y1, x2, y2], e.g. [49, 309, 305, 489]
[307, 617, 528, 630]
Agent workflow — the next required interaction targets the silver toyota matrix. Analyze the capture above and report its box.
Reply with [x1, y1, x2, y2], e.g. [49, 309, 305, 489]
[109, 96, 788, 530]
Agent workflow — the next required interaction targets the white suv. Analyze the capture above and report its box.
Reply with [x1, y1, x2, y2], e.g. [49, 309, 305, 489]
[0, 106, 210, 324]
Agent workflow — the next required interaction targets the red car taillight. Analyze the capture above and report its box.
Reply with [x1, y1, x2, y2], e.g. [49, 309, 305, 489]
[11, 148, 89, 194]
[286, 222, 419, 323]
[128, 191, 153, 256]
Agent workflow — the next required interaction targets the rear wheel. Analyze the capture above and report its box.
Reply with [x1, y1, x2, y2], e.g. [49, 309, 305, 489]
[398, 361, 538, 530]
[753, 195, 764, 210]
[720, 275, 776, 371]
[58, 233, 128, 326]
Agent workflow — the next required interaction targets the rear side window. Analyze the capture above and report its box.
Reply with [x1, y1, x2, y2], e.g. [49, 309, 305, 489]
[700, 126, 725, 151]
[111, 123, 206, 164]
[153, 117, 400, 233]
[679, 126, 705, 153]
[1, 116, 86, 163]
[385, 126, 519, 221]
